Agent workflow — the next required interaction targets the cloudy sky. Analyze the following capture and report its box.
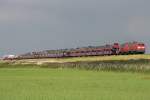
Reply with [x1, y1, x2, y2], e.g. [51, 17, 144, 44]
[0, 0, 150, 55]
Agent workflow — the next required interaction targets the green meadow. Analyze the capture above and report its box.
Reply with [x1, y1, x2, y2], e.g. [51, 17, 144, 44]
[0, 68, 150, 100]
[0, 55, 150, 100]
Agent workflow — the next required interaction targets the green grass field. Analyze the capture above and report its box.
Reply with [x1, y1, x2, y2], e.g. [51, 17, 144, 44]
[0, 68, 150, 100]
[0, 55, 150, 100]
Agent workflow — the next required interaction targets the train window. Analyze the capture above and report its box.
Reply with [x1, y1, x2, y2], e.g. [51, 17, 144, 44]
[114, 43, 119, 45]
[81, 51, 84, 53]
[139, 44, 144, 46]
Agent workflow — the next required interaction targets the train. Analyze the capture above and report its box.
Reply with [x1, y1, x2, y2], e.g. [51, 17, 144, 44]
[11, 41, 145, 60]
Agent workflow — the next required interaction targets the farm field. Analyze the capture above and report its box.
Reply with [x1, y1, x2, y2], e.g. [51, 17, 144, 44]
[0, 68, 150, 100]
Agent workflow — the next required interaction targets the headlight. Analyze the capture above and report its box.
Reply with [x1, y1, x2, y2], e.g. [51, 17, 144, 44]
[137, 46, 145, 49]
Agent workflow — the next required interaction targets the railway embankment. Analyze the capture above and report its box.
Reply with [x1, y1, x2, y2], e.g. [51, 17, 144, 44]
[0, 54, 150, 73]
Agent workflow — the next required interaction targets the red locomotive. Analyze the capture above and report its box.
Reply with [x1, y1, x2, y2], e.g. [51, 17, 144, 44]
[15, 41, 145, 59]
[120, 42, 145, 54]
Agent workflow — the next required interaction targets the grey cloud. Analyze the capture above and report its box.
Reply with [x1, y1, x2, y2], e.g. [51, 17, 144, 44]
[0, 0, 150, 56]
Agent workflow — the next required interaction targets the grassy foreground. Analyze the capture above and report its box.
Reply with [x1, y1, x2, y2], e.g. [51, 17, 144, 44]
[0, 68, 150, 100]
[0, 55, 150, 100]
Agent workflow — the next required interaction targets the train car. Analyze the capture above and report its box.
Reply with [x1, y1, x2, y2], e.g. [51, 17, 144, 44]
[64, 43, 120, 57]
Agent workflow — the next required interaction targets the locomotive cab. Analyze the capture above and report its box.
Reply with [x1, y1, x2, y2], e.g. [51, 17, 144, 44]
[136, 43, 145, 54]
[112, 43, 120, 54]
